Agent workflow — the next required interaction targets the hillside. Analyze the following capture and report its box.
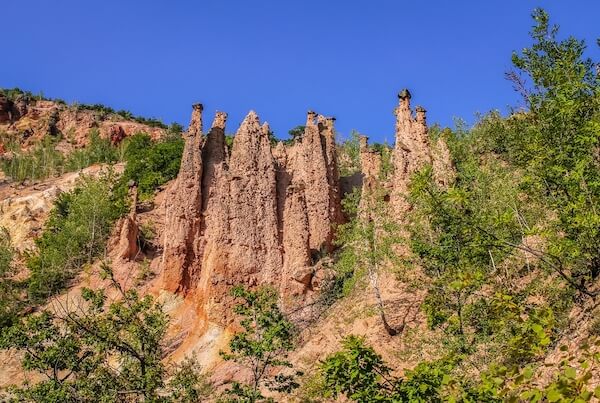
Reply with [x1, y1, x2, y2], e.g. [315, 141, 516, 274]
[0, 9, 599, 403]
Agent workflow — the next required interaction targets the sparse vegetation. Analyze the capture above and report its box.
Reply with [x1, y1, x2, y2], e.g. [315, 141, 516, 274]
[0, 266, 211, 402]
[119, 132, 184, 199]
[0, 129, 120, 182]
[0, 228, 19, 329]
[74, 103, 168, 128]
[26, 173, 125, 302]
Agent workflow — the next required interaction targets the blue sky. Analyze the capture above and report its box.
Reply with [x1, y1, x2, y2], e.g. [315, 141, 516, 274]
[2, 1, 599, 143]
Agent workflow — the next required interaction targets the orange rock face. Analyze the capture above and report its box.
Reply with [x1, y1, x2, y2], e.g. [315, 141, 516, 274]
[390, 89, 455, 216]
[162, 104, 204, 293]
[159, 106, 344, 326]
[0, 98, 166, 152]
[158, 89, 451, 340]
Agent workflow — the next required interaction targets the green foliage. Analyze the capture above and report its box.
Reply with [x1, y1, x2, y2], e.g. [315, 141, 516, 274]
[1, 136, 64, 181]
[120, 132, 184, 199]
[0, 228, 20, 329]
[63, 129, 120, 171]
[1, 130, 120, 182]
[479, 337, 600, 402]
[26, 174, 125, 302]
[0, 87, 49, 102]
[286, 125, 305, 144]
[220, 286, 300, 402]
[494, 8, 600, 288]
[338, 130, 361, 177]
[74, 103, 167, 129]
[321, 335, 395, 402]
[372, 142, 394, 180]
[166, 358, 213, 402]
[321, 336, 484, 402]
[408, 124, 573, 357]
[0, 267, 209, 402]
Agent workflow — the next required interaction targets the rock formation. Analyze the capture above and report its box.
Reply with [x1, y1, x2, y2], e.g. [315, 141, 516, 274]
[159, 106, 344, 326]
[114, 184, 141, 261]
[0, 95, 14, 123]
[389, 89, 455, 216]
[155, 88, 453, 344]
[162, 104, 204, 293]
[0, 96, 166, 152]
[358, 135, 383, 217]
[432, 134, 456, 188]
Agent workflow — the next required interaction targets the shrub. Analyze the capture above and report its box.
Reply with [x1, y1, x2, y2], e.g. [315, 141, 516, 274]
[220, 286, 300, 402]
[1, 267, 211, 402]
[26, 174, 124, 302]
[63, 129, 119, 171]
[0, 136, 64, 181]
[120, 132, 184, 199]
[0, 228, 19, 329]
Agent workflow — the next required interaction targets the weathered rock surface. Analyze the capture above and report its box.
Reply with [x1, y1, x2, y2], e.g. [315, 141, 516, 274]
[0, 95, 14, 123]
[390, 89, 455, 216]
[432, 134, 455, 188]
[113, 185, 140, 261]
[0, 97, 166, 154]
[162, 104, 204, 293]
[158, 92, 452, 335]
[0, 163, 125, 251]
[159, 106, 344, 328]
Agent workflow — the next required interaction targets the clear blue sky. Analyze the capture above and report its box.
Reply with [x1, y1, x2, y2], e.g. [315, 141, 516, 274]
[3, 1, 599, 143]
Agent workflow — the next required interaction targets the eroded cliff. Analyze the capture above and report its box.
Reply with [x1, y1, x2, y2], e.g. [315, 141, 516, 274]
[160, 105, 344, 331]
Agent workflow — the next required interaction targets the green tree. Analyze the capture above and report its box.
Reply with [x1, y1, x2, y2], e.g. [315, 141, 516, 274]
[503, 8, 600, 292]
[220, 286, 300, 402]
[27, 173, 125, 302]
[321, 335, 396, 402]
[0, 266, 210, 402]
[120, 133, 184, 199]
[321, 336, 483, 402]
[286, 125, 305, 144]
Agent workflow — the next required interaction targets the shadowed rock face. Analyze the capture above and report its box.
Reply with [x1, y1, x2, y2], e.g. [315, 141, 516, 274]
[114, 186, 140, 261]
[0, 95, 14, 123]
[161, 106, 343, 325]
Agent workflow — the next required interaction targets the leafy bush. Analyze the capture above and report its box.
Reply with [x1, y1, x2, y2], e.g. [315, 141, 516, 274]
[26, 174, 125, 302]
[338, 130, 361, 177]
[220, 286, 300, 402]
[1, 267, 211, 402]
[321, 336, 478, 402]
[0, 228, 19, 329]
[119, 132, 184, 199]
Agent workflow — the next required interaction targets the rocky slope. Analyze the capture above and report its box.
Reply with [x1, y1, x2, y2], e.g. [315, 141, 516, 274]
[0, 89, 477, 389]
[0, 93, 166, 154]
